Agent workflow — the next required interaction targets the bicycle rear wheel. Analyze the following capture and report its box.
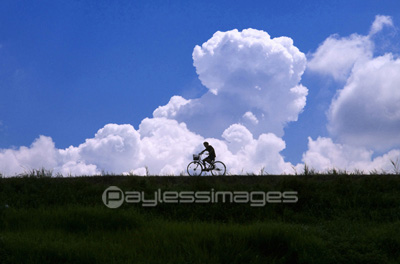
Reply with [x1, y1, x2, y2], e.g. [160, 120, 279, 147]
[187, 161, 203, 176]
[211, 161, 226, 176]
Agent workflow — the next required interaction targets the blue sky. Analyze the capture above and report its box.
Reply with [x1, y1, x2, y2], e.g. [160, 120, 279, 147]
[1, 0, 400, 175]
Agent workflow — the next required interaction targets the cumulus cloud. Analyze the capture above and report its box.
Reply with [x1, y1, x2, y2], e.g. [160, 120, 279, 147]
[308, 15, 395, 81]
[58, 161, 98, 176]
[0, 121, 293, 176]
[2, 21, 400, 176]
[242, 112, 259, 125]
[302, 137, 400, 173]
[328, 54, 400, 150]
[152, 96, 191, 118]
[304, 15, 400, 171]
[369, 15, 394, 36]
[232, 130, 293, 174]
[136, 118, 203, 174]
[138, 121, 293, 175]
[154, 28, 308, 138]
[0, 125, 143, 176]
[307, 33, 372, 81]
[222, 123, 254, 153]
[309, 15, 400, 151]
[63, 120, 203, 176]
[2, 27, 307, 177]
[76, 124, 142, 173]
[0, 136, 59, 175]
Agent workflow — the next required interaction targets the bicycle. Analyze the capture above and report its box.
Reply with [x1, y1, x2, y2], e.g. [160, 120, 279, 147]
[187, 154, 226, 176]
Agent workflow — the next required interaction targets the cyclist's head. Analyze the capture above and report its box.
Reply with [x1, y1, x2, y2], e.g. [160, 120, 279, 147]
[203, 141, 209, 147]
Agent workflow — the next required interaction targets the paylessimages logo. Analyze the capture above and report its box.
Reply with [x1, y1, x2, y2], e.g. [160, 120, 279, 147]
[102, 186, 298, 209]
[102, 186, 125, 209]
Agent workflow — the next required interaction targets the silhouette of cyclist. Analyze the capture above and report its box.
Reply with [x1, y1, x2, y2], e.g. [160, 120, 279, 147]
[199, 142, 216, 170]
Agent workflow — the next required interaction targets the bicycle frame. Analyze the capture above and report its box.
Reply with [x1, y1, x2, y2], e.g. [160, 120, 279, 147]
[187, 153, 226, 176]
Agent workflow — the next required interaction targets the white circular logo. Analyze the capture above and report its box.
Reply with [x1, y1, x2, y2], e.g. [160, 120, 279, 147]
[102, 186, 124, 209]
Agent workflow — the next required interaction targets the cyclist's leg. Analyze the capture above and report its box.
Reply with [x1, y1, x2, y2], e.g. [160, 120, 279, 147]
[203, 156, 212, 170]
[210, 158, 215, 170]
[207, 158, 215, 169]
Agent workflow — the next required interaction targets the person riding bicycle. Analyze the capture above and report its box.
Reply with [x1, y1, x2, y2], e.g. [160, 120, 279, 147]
[199, 142, 216, 171]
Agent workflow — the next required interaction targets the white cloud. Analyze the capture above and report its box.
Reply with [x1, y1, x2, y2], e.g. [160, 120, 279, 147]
[308, 15, 396, 82]
[222, 123, 254, 153]
[2, 122, 397, 176]
[236, 132, 293, 174]
[58, 161, 99, 176]
[206, 124, 293, 174]
[0, 125, 142, 176]
[328, 54, 400, 151]
[0, 136, 58, 176]
[302, 137, 400, 173]
[76, 124, 142, 173]
[155, 28, 308, 138]
[192, 29, 306, 95]
[2, 21, 400, 177]
[134, 119, 293, 175]
[136, 117, 203, 175]
[0, 121, 293, 176]
[308, 34, 373, 81]
[369, 15, 394, 36]
[243, 112, 259, 125]
[303, 15, 400, 172]
[302, 137, 372, 171]
[152, 96, 191, 118]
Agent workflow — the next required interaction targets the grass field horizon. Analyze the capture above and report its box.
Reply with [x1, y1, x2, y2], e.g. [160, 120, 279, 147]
[1, 174, 400, 263]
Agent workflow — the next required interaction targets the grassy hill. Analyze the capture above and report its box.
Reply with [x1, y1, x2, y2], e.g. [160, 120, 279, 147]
[1, 174, 400, 263]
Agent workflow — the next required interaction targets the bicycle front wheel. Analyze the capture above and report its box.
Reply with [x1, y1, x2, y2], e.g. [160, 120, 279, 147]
[187, 161, 203, 176]
[211, 161, 226, 176]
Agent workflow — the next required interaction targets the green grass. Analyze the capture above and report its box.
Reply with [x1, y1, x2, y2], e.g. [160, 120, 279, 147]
[1, 175, 400, 263]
